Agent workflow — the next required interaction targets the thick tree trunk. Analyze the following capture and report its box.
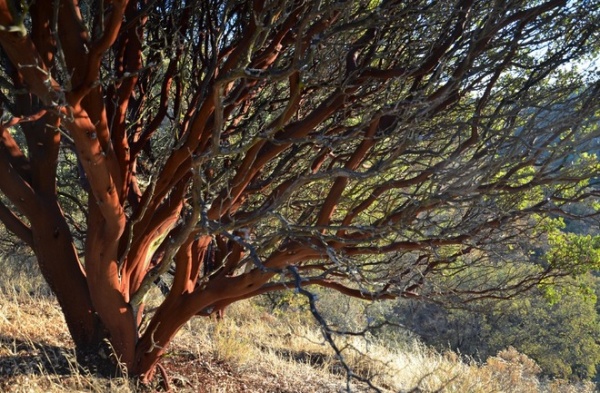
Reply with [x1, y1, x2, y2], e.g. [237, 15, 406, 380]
[28, 201, 106, 351]
[84, 205, 138, 370]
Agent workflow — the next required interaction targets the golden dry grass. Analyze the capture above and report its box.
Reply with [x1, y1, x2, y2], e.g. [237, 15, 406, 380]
[0, 258, 596, 392]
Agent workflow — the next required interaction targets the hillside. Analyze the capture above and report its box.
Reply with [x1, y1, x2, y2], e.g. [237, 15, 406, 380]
[0, 260, 595, 393]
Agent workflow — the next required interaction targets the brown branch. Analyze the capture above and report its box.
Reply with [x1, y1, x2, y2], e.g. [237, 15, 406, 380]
[0, 16, 62, 106]
[64, 105, 125, 240]
[342, 171, 432, 227]
[125, 175, 187, 289]
[344, 235, 471, 255]
[207, 278, 396, 314]
[499, 0, 566, 30]
[131, 169, 198, 307]
[0, 199, 32, 247]
[69, 0, 128, 105]
[408, 0, 474, 78]
[51, 0, 90, 90]
[105, 1, 150, 201]
[0, 123, 30, 182]
[0, 131, 39, 219]
[128, 3, 193, 159]
[316, 115, 380, 228]
[207, 90, 348, 220]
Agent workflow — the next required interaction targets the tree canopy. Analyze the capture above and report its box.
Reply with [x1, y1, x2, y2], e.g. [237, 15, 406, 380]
[0, 0, 599, 383]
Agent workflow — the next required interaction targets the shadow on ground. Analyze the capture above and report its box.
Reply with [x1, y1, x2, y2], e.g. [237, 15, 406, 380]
[267, 346, 331, 368]
[0, 335, 122, 379]
[0, 335, 75, 377]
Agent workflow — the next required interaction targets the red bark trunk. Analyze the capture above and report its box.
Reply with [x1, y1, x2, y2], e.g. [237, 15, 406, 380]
[29, 202, 107, 351]
[84, 205, 137, 370]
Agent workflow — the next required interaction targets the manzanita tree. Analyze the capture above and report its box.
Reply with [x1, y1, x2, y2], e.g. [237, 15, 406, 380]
[0, 0, 599, 382]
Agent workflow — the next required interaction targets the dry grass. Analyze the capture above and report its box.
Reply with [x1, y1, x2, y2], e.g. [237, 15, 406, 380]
[0, 292, 135, 392]
[180, 302, 597, 393]
[0, 257, 597, 392]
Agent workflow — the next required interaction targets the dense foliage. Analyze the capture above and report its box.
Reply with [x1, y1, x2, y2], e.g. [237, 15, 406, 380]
[394, 273, 600, 381]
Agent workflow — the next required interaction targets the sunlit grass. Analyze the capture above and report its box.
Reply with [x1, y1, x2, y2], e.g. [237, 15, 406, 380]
[0, 255, 596, 392]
